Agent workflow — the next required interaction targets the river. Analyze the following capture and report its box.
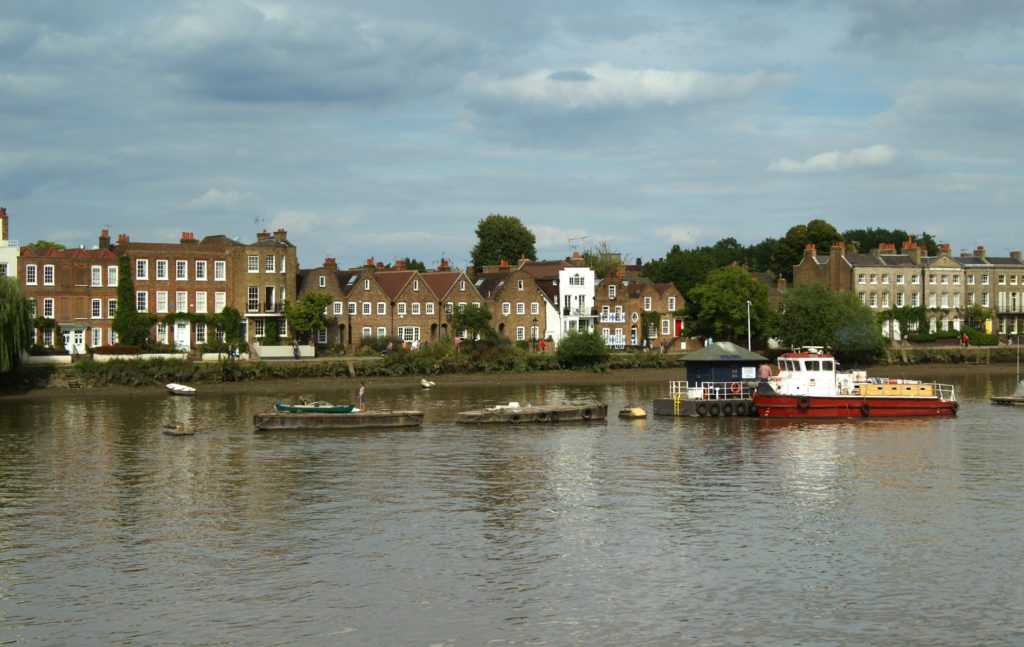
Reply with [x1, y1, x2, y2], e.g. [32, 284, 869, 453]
[1, 368, 1022, 646]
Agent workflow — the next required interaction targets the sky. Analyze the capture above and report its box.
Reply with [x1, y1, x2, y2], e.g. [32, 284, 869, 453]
[1, 1, 1022, 270]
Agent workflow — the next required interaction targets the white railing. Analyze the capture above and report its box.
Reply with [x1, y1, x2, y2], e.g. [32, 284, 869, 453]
[599, 313, 626, 323]
[669, 380, 753, 400]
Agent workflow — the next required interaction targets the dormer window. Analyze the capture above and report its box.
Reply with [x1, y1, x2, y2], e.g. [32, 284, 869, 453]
[364, 279, 370, 291]
[608, 285, 616, 299]
[319, 276, 326, 288]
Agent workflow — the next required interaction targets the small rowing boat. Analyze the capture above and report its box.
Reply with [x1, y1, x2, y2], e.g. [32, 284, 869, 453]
[166, 383, 197, 396]
[274, 401, 355, 414]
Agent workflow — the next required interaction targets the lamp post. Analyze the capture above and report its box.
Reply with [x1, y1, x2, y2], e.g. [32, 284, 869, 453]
[746, 300, 752, 351]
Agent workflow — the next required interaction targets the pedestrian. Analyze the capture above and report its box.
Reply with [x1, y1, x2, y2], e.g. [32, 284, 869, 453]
[358, 381, 366, 411]
[292, 338, 300, 359]
[961, 333, 969, 347]
[539, 339, 545, 353]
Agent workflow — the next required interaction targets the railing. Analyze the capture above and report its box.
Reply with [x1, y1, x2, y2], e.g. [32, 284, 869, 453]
[604, 336, 627, 349]
[599, 313, 626, 323]
[669, 380, 753, 400]
[0, 239, 17, 247]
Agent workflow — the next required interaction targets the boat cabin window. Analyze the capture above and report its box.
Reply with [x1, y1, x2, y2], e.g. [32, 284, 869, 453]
[806, 360, 820, 371]
[821, 360, 833, 371]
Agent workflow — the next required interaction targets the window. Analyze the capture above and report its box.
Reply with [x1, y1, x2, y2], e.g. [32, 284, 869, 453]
[661, 319, 670, 335]
[643, 297, 652, 311]
[348, 302, 356, 315]
[265, 255, 275, 273]
[967, 275, 975, 286]
[248, 256, 259, 272]
[896, 292, 905, 307]
[953, 293, 961, 308]
[502, 302, 511, 315]
[516, 302, 525, 315]
[91, 328, 101, 349]
[333, 301, 343, 315]
[106, 298, 117, 318]
[1012, 275, 1019, 286]
[982, 293, 990, 307]
[107, 265, 118, 286]
[136, 259, 148, 280]
[632, 312, 639, 322]
[247, 286, 259, 312]
[362, 326, 372, 339]
[316, 328, 327, 344]
[376, 326, 387, 337]
[516, 326, 525, 341]
[870, 274, 877, 284]
[254, 319, 265, 337]
[43, 298, 54, 318]
[870, 293, 877, 308]
[195, 322, 207, 344]
[397, 302, 407, 316]
[967, 293, 976, 306]
[43, 265, 54, 285]
[911, 293, 920, 307]
[609, 285, 617, 299]
[411, 302, 421, 315]
[531, 302, 539, 315]
[136, 291, 148, 312]
[397, 326, 421, 341]
[896, 274, 905, 285]
[26, 265, 37, 285]
[0, 263, 6, 278]
[928, 275, 936, 285]
[880, 274, 888, 285]
[176, 260, 187, 280]
[156, 260, 168, 280]
[457, 302, 466, 313]
[363, 279, 370, 291]
[941, 275, 948, 285]
[195, 292, 207, 313]
[426, 303, 435, 315]
[517, 280, 524, 291]
[319, 276, 326, 288]
[214, 261, 226, 281]
[412, 280, 419, 292]
[941, 293, 949, 308]
[280, 256, 286, 273]
[91, 299, 101, 318]
[377, 302, 386, 315]
[911, 274, 920, 285]
[195, 261, 207, 280]
[445, 302, 453, 314]
[858, 274, 866, 284]
[531, 325, 539, 340]
[156, 291, 168, 313]
[953, 275, 961, 285]
[109, 329, 118, 345]
[362, 302, 371, 315]
[882, 293, 889, 308]
[214, 292, 226, 313]
[668, 297, 676, 311]
[998, 274, 1006, 285]
[91, 266, 102, 287]
[982, 275, 990, 285]
[42, 329, 53, 347]
[459, 280, 466, 291]
[928, 293, 937, 308]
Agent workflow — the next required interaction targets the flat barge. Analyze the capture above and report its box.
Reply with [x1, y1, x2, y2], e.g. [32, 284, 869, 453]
[456, 402, 607, 424]
[253, 409, 424, 431]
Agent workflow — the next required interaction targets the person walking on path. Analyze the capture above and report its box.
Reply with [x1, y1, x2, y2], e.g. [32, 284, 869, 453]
[292, 338, 300, 359]
[358, 381, 366, 411]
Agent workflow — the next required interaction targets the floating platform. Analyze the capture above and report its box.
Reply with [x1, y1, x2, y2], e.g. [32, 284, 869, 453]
[253, 410, 424, 431]
[456, 403, 607, 424]
[990, 396, 1024, 406]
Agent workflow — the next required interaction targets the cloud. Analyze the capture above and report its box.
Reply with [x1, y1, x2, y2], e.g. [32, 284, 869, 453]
[769, 144, 899, 174]
[467, 64, 783, 111]
[185, 189, 255, 211]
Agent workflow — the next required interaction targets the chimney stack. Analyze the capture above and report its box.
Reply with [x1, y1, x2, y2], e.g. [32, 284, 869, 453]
[98, 229, 110, 249]
[438, 258, 450, 271]
[256, 230, 271, 241]
[0, 206, 7, 242]
[1011, 251, 1021, 262]
[180, 231, 198, 244]
[973, 245, 986, 261]
[117, 233, 130, 244]
[938, 243, 951, 257]
[394, 259, 405, 270]
[365, 257, 375, 268]
[273, 228, 287, 242]
[324, 257, 337, 270]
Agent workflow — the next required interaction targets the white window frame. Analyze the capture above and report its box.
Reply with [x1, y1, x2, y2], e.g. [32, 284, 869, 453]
[107, 299, 117, 318]
[195, 260, 207, 281]
[195, 291, 208, 314]
[643, 296, 652, 311]
[107, 265, 118, 287]
[43, 264, 55, 286]
[91, 265, 102, 287]
[502, 302, 511, 316]
[156, 291, 169, 313]
[214, 261, 226, 281]
[426, 303, 435, 315]
[319, 276, 326, 288]
[26, 265, 37, 285]
[377, 301, 386, 315]
[136, 291, 148, 312]
[247, 255, 259, 273]
[156, 260, 168, 280]
[531, 302, 539, 315]
[265, 255, 275, 273]
[362, 302, 371, 315]
[516, 302, 525, 315]
[42, 298, 54, 318]
[175, 260, 187, 281]
[214, 292, 226, 313]
[136, 259, 148, 280]
[411, 302, 421, 315]
[91, 299, 101, 319]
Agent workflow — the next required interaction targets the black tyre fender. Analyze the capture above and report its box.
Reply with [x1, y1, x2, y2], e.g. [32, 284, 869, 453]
[951, 401, 960, 413]
[708, 403, 721, 417]
[748, 403, 758, 416]
[797, 396, 810, 411]
[549, 411, 559, 423]
[695, 402, 709, 417]
[734, 402, 747, 417]
[509, 413, 521, 423]
[536, 412, 549, 422]
[721, 402, 734, 417]
[582, 407, 593, 420]
[860, 402, 870, 417]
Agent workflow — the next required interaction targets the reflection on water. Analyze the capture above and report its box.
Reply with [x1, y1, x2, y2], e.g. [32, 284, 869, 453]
[1, 368, 1023, 646]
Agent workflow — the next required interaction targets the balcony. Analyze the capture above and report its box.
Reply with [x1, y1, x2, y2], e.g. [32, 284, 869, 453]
[599, 313, 626, 323]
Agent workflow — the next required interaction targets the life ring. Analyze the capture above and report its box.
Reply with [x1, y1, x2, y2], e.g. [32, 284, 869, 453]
[695, 402, 709, 417]
[708, 403, 721, 417]
[536, 412, 549, 422]
[549, 411, 560, 423]
[796, 396, 810, 411]
[734, 402, 747, 417]
[582, 407, 593, 420]
[860, 402, 870, 417]
[509, 413, 521, 423]
[721, 402, 734, 417]
[729, 382, 741, 394]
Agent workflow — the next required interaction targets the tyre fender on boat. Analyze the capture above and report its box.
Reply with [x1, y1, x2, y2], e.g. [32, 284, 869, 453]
[509, 413, 521, 423]
[951, 401, 960, 413]
[734, 402, 747, 417]
[708, 403, 721, 417]
[536, 412, 549, 422]
[696, 402, 709, 417]
[582, 407, 593, 420]
[796, 395, 810, 411]
[549, 411, 559, 423]
[721, 402, 734, 417]
[860, 402, 870, 417]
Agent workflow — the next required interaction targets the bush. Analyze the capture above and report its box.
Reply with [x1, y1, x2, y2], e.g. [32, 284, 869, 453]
[92, 344, 143, 355]
[556, 331, 611, 369]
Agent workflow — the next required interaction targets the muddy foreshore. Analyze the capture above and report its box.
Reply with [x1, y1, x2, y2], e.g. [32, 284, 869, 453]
[2, 362, 1018, 401]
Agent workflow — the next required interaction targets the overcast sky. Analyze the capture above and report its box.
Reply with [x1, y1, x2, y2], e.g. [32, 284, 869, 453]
[2, 1, 1021, 269]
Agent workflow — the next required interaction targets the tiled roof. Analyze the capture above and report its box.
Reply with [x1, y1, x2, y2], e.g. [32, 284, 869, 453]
[21, 246, 117, 259]
[472, 275, 507, 299]
[421, 271, 460, 298]
[374, 270, 416, 299]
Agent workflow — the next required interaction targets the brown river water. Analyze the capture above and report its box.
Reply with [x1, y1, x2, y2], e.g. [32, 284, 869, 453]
[1, 367, 1022, 646]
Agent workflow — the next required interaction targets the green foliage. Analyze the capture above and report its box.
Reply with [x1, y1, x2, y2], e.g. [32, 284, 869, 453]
[469, 214, 537, 269]
[447, 304, 497, 342]
[642, 238, 767, 300]
[556, 331, 610, 369]
[840, 227, 938, 255]
[263, 320, 281, 345]
[775, 283, 886, 363]
[112, 254, 152, 346]
[770, 219, 842, 281]
[283, 292, 333, 342]
[685, 265, 770, 343]
[215, 307, 243, 345]
[400, 257, 427, 271]
[0, 278, 34, 373]
[25, 240, 66, 250]
[582, 241, 627, 278]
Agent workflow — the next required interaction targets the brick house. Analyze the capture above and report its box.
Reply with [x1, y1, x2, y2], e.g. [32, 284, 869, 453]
[420, 262, 485, 340]
[474, 262, 551, 346]
[296, 257, 361, 346]
[594, 268, 684, 350]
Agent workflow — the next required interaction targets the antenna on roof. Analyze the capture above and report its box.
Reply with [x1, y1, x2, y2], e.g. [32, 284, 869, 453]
[254, 217, 265, 227]
[569, 236, 587, 254]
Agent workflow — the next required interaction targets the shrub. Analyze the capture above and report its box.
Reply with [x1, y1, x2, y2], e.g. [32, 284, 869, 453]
[556, 331, 610, 369]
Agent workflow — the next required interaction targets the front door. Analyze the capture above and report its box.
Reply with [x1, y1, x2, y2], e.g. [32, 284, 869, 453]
[63, 330, 86, 355]
[174, 321, 191, 351]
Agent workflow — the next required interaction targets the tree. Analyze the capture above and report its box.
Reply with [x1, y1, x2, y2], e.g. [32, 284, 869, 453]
[216, 306, 243, 345]
[774, 283, 885, 362]
[685, 265, 770, 344]
[447, 304, 497, 341]
[400, 258, 427, 271]
[469, 214, 537, 270]
[770, 219, 842, 282]
[556, 330, 610, 368]
[283, 293, 333, 343]
[0, 278, 33, 373]
[111, 254, 152, 346]
[25, 240, 65, 251]
[583, 241, 628, 279]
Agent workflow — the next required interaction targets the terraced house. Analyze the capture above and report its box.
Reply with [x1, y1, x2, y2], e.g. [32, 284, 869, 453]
[594, 265, 685, 350]
[474, 262, 551, 346]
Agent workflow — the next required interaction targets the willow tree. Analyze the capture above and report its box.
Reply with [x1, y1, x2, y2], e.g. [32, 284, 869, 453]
[0, 278, 33, 373]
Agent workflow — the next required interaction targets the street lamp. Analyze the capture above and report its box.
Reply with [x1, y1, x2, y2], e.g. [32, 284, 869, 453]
[746, 300, 752, 351]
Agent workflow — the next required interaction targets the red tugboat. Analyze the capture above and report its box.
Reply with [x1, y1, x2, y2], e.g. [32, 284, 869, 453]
[752, 348, 958, 418]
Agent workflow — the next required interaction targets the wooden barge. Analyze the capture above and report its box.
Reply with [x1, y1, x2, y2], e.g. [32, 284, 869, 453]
[456, 402, 607, 424]
[253, 409, 424, 431]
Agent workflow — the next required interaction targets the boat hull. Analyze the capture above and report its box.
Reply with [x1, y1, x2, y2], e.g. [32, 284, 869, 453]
[456, 403, 607, 424]
[166, 383, 196, 396]
[253, 410, 424, 431]
[752, 393, 958, 418]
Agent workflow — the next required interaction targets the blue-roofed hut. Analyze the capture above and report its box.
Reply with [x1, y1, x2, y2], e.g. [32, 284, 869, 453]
[683, 341, 767, 386]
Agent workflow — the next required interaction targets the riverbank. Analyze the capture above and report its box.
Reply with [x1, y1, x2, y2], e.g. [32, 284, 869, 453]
[3, 361, 1020, 401]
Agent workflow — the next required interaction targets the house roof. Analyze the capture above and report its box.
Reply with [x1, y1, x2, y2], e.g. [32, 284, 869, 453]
[374, 270, 416, 299]
[21, 246, 118, 259]
[682, 341, 766, 363]
[421, 271, 461, 299]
